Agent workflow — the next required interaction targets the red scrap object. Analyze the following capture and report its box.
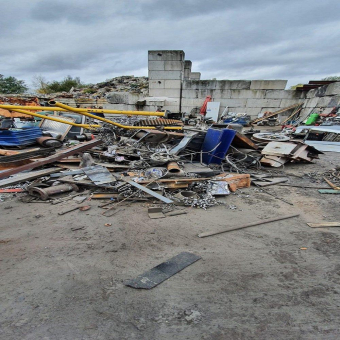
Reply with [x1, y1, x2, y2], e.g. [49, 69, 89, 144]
[0, 188, 25, 193]
[199, 96, 212, 116]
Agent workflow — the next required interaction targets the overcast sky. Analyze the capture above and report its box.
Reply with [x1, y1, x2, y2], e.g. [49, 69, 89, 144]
[1, 0, 340, 89]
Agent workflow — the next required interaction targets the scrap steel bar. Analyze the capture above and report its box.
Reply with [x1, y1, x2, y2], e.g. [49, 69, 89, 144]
[198, 214, 300, 238]
[121, 177, 173, 204]
[51, 101, 183, 131]
[0, 139, 102, 180]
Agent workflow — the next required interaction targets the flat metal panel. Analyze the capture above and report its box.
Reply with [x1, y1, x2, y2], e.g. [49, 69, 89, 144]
[206, 102, 220, 121]
[40, 117, 75, 140]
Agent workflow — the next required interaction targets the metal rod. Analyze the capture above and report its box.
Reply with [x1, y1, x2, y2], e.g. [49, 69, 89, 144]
[198, 214, 300, 238]
[50, 101, 182, 131]
[0, 104, 166, 117]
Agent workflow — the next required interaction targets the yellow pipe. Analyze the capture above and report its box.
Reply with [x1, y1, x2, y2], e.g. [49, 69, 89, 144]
[52, 101, 182, 131]
[0, 104, 165, 117]
[11, 109, 100, 130]
[49, 101, 165, 117]
[0, 105, 65, 112]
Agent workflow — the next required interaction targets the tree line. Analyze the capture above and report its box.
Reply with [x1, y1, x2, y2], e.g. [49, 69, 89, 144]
[0, 75, 93, 94]
[1, 74, 340, 95]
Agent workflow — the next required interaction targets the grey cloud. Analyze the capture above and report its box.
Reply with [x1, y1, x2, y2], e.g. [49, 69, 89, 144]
[0, 0, 339, 87]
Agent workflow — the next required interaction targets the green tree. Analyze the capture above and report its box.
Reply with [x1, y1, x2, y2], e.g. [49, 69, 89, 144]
[290, 83, 303, 90]
[0, 74, 28, 94]
[32, 75, 50, 94]
[322, 76, 340, 81]
[33, 75, 86, 94]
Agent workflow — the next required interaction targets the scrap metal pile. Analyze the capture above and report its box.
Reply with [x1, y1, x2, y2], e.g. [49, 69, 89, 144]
[0, 100, 330, 215]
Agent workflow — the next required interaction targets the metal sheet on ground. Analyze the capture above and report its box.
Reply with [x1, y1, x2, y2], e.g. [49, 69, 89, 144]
[125, 252, 201, 289]
[83, 165, 116, 185]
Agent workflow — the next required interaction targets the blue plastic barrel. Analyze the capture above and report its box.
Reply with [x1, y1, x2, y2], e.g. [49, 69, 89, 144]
[201, 128, 236, 165]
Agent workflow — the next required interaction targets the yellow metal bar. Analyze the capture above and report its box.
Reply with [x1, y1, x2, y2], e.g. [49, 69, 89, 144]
[52, 101, 182, 130]
[11, 109, 100, 130]
[0, 104, 65, 112]
[0, 103, 165, 117]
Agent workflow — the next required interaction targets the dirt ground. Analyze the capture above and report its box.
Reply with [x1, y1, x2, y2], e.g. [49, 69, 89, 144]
[1, 152, 340, 340]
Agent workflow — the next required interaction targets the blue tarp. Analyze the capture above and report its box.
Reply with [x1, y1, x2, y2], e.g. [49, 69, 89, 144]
[0, 127, 42, 147]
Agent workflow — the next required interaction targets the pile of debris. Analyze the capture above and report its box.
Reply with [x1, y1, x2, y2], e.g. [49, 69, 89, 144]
[0, 98, 334, 218]
[72, 76, 149, 98]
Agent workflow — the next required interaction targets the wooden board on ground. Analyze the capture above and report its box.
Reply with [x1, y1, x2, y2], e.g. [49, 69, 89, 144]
[252, 177, 288, 187]
[307, 222, 340, 228]
[0, 167, 61, 188]
[232, 132, 259, 150]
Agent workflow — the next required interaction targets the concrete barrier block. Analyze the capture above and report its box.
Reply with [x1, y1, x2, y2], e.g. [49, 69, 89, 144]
[182, 89, 198, 99]
[149, 80, 165, 89]
[148, 61, 165, 71]
[304, 97, 319, 108]
[250, 80, 287, 90]
[183, 80, 216, 90]
[230, 90, 266, 99]
[212, 90, 232, 99]
[181, 98, 205, 107]
[165, 61, 183, 71]
[190, 72, 201, 80]
[149, 70, 182, 80]
[218, 99, 247, 107]
[317, 96, 340, 107]
[164, 80, 182, 89]
[229, 81, 251, 90]
[165, 98, 179, 105]
[149, 88, 181, 98]
[145, 98, 165, 106]
[164, 105, 180, 112]
[265, 90, 304, 99]
[280, 99, 304, 107]
[198, 89, 215, 98]
[183, 80, 201, 90]
[260, 107, 280, 113]
[314, 85, 328, 97]
[247, 99, 281, 107]
[306, 89, 316, 99]
[325, 82, 340, 96]
[148, 50, 185, 61]
[214, 80, 251, 90]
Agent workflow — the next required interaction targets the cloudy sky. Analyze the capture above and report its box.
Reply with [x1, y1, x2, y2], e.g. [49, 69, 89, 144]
[1, 0, 340, 88]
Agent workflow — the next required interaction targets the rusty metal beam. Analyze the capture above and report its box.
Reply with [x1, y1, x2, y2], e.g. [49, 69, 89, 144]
[0, 139, 102, 180]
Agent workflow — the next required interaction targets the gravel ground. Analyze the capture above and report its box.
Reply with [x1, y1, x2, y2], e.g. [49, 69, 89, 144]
[0, 152, 340, 340]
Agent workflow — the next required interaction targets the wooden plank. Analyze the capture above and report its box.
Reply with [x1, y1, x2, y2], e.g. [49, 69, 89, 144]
[0, 139, 102, 180]
[307, 222, 340, 228]
[251, 104, 300, 124]
[232, 132, 258, 150]
[0, 167, 61, 188]
[252, 178, 288, 187]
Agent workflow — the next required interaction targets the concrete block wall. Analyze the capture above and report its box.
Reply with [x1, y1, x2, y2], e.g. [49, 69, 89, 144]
[102, 50, 324, 119]
[181, 79, 305, 118]
[300, 81, 340, 119]
[148, 50, 185, 110]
